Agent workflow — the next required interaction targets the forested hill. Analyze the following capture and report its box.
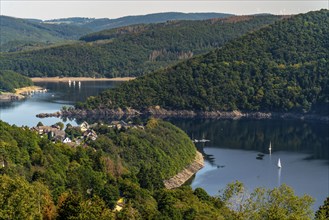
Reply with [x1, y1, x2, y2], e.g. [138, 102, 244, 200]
[0, 16, 90, 52]
[79, 10, 329, 115]
[46, 12, 233, 31]
[0, 70, 33, 93]
[0, 15, 282, 77]
[0, 119, 318, 219]
[0, 12, 232, 52]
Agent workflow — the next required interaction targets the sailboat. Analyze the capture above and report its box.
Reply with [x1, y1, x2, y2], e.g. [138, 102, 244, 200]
[277, 158, 282, 168]
[269, 141, 272, 151]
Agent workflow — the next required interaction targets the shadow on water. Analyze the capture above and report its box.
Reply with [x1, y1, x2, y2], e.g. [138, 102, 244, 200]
[168, 118, 329, 161]
[69, 115, 329, 163]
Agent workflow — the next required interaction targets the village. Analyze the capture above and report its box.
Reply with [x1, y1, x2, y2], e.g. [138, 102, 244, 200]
[30, 120, 145, 146]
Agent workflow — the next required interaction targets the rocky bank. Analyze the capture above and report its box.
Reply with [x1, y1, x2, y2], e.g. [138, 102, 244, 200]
[164, 151, 204, 189]
[40, 106, 329, 123]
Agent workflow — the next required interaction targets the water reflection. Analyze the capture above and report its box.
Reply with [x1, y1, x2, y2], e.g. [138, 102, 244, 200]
[278, 168, 281, 187]
[169, 118, 328, 211]
[170, 118, 329, 161]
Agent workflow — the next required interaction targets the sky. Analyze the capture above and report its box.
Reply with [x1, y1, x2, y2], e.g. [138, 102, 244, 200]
[1, 0, 328, 20]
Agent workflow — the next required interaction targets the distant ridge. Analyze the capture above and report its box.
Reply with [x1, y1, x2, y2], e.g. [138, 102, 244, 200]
[44, 12, 234, 31]
[0, 14, 282, 77]
[0, 12, 233, 52]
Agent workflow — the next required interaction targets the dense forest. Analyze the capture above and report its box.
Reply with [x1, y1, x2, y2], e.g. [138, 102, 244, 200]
[0, 12, 232, 52]
[78, 10, 329, 115]
[0, 70, 33, 92]
[1, 119, 326, 219]
[0, 15, 282, 77]
[46, 12, 232, 32]
[0, 16, 89, 52]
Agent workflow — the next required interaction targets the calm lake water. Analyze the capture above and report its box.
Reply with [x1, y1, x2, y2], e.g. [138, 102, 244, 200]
[0, 81, 122, 126]
[170, 118, 329, 210]
[1, 81, 328, 210]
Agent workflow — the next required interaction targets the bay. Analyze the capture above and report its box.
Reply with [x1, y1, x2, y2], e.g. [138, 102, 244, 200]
[0, 81, 122, 127]
[1, 81, 328, 211]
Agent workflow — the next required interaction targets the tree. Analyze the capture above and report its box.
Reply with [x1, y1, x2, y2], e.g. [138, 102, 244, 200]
[137, 163, 164, 191]
[220, 182, 314, 220]
[56, 122, 65, 130]
[0, 175, 42, 219]
[37, 121, 44, 127]
[57, 191, 82, 220]
[315, 197, 329, 220]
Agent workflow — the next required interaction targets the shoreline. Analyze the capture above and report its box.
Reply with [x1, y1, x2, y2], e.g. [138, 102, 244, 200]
[0, 86, 46, 101]
[31, 77, 136, 82]
[15, 86, 45, 95]
[164, 151, 204, 189]
[48, 107, 329, 124]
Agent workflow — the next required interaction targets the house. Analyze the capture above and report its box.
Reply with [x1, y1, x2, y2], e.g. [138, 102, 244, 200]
[63, 137, 72, 143]
[44, 128, 65, 142]
[53, 130, 66, 142]
[80, 121, 89, 132]
[108, 120, 145, 131]
[83, 129, 98, 141]
[114, 198, 124, 212]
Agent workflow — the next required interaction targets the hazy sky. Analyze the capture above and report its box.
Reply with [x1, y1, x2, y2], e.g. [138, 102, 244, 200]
[1, 0, 328, 20]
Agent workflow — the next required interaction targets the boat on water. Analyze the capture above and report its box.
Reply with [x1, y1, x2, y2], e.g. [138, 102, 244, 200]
[278, 158, 282, 168]
[192, 139, 210, 143]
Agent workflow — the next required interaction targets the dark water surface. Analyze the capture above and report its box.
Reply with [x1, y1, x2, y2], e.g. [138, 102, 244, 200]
[1, 81, 328, 211]
[170, 118, 329, 210]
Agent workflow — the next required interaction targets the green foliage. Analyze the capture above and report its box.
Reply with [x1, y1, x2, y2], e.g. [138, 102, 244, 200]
[315, 197, 329, 220]
[36, 121, 44, 127]
[154, 187, 227, 219]
[0, 120, 317, 218]
[0, 15, 90, 52]
[90, 119, 197, 179]
[0, 175, 55, 220]
[79, 10, 329, 114]
[1, 13, 232, 52]
[55, 122, 65, 130]
[220, 182, 314, 220]
[65, 125, 83, 139]
[0, 70, 33, 92]
[0, 15, 282, 77]
[137, 163, 164, 191]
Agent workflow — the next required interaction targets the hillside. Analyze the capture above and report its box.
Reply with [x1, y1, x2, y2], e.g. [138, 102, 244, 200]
[0, 119, 317, 219]
[0, 12, 232, 52]
[0, 119, 220, 219]
[0, 15, 282, 77]
[77, 10, 329, 115]
[0, 16, 90, 52]
[0, 70, 33, 93]
[46, 12, 233, 31]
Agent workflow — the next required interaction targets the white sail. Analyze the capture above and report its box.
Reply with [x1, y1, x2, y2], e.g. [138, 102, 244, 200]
[278, 158, 282, 168]
[269, 141, 272, 151]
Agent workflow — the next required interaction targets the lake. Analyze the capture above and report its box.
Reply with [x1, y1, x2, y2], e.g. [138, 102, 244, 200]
[170, 118, 329, 210]
[0, 81, 122, 127]
[1, 81, 328, 210]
